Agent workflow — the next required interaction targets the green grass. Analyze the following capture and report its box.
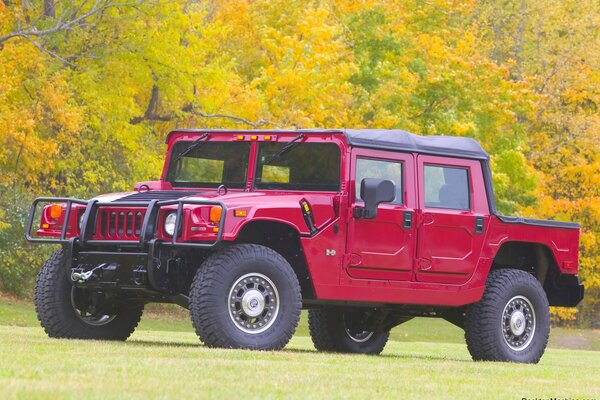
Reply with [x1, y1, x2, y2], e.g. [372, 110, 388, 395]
[1, 298, 599, 399]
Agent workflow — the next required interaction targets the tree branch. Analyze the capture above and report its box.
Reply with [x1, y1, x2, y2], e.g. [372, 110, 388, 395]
[129, 86, 279, 128]
[22, 35, 78, 68]
[181, 104, 280, 128]
[0, 0, 146, 45]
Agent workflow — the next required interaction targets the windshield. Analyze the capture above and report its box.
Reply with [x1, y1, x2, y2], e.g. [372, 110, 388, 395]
[166, 141, 251, 188]
[255, 142, 340, 191]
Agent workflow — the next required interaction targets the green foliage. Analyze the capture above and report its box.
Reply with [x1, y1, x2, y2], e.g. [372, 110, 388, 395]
[0, 189, 55, 297]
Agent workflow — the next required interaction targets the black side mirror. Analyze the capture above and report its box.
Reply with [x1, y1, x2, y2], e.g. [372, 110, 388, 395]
[360, 178, 395, 219]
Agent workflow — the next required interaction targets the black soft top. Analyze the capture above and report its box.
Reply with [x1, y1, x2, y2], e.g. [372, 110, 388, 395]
[167, 128, 488, 160]
[343, 129, 489, 160]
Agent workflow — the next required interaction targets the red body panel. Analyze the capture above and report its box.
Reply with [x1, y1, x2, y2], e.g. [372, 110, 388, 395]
[483, 217, 580, 275]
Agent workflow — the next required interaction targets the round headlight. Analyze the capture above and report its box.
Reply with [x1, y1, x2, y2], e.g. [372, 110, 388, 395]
[164, 212, 177, 236]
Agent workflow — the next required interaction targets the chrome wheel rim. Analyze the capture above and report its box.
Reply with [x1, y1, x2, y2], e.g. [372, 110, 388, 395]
[502, 295, 536, 351]
[228, 273, 279, 334]
[70, 287, 116, 326]
[343, 313, 375, 343]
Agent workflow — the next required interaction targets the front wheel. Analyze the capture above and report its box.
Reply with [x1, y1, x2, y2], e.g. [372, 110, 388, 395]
[308, 308, 390, 355]
[34, 249, 144, 340]
[189, 244, 302, 350]
[465, 269, 550, 363]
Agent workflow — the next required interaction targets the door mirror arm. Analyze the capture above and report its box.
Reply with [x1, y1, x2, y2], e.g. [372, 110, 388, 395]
[353, 206, 364, 219]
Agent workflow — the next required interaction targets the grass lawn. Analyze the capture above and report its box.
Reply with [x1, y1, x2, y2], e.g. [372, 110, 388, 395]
[1, 297, 599, 399]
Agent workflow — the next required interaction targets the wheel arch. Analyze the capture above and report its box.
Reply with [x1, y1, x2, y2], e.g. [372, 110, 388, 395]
[490, 241, 580, 306]
[234, 220, 315, 300]
[491, 241, 555, 284]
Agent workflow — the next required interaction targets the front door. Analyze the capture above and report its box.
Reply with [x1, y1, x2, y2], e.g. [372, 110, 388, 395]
[345, 149, 416, 281]
[415, 155, 489, 284]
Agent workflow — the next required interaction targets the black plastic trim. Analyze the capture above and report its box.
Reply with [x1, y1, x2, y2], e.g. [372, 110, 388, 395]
[496, 215, 580, 229]
[481, 160, 497, 215]
[546, 274, 585, 307]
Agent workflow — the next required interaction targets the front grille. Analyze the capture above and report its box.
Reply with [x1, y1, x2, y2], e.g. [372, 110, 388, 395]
[90, 191, 202, 241]
[93, 208, 146, 240]
[114, 190, 201, 202]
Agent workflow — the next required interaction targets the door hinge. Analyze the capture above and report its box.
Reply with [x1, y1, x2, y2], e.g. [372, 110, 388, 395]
[403, 211, 413, 229]
[475, 216, 485, 234]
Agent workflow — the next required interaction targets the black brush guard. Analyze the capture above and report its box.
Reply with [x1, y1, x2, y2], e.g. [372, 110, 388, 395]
[26, 197, 226, 248]
[26, 197, 227, 305]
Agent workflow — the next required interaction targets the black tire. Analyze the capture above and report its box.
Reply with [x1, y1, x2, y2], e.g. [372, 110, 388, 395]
[308, 308, 389, 355]
[34, 249, 143, 340]
[189, 244, 302, 350]
[465, 269, 550, 363]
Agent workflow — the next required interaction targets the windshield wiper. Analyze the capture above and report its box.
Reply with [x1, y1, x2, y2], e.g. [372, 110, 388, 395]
[264, 134, 305, 164]
[174, 133, 209, 162]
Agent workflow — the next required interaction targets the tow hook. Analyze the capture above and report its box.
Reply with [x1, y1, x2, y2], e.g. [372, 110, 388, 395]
[71, 263, 108, 282]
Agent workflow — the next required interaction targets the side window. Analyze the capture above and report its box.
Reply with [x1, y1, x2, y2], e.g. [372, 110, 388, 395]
[424, 165, 470, 210]
[355, 158, 403, 204]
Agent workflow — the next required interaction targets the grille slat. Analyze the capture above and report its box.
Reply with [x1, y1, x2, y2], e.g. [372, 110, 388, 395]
[126, 212, 133, 236]
[93, 208, 145, 241]
[109, 212, 116, 237]
[91, 191, 198, 241]
[117, 212, 124, 236]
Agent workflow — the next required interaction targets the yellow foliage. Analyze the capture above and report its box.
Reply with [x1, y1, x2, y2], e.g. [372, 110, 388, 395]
[550, 307, 578, 325]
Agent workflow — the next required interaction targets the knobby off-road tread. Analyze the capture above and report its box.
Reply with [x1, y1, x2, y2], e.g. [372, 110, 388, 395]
[189, 244, 302, 350]
[464, 268, 550, 363]
[308, 309, 390, 355]
[34, 249, 143, 340]
[308, 309, 338, 351]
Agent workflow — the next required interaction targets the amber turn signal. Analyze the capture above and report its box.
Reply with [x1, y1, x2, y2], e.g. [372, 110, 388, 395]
[234, 209, 247, 217]
[209, 206, 222, 223]
[49, 204, 63, 220]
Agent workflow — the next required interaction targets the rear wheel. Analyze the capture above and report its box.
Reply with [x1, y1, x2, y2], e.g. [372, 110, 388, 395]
[34, 249, 143, 340]
[464, 269, 550, 363]
[308, 308, 389, 355]
[189, 244, 302, 350]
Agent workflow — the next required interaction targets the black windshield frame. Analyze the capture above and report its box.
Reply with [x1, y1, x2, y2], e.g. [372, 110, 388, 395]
[166, 141, 251, 188]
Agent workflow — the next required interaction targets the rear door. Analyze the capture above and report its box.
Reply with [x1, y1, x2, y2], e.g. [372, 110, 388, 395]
[415, 155, 489, 284]
[345, 149, 416, 281]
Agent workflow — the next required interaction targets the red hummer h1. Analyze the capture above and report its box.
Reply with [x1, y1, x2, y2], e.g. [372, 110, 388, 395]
[26, 129, 583, 363]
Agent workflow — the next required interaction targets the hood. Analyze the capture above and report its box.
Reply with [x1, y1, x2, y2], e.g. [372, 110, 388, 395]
[93, 189, 336, 231]
[92, 190, 207, 203]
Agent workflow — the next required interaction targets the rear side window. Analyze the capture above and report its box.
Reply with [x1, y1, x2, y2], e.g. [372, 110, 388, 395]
[355, 158, 403, 204]
[424, 165, 470, 210]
